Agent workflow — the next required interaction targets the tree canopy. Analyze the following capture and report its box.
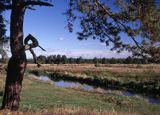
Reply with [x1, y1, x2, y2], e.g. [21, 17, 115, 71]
[1, 0, 160, 61]
[65, 0, 160, 61]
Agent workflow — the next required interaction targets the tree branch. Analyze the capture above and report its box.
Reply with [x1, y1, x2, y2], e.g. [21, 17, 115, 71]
[24, 34, 39, 50]
[24, 34, 45, 67]
[26, 6, 36, 10]
[95, 0, 141, 49]
[22, 1, 53, 7]
[30, 48, 41, 68]
[0, 2, 12, 10]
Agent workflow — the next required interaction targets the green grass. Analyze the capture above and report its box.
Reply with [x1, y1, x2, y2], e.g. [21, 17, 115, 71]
[21, 77, 160, 114]
[20, 78, 115, 111]
[0, 73, 160, 114]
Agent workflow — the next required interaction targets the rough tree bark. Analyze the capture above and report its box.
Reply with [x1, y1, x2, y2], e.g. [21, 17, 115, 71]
[1, 2, 26, 110]
[0, 0, 52, 110]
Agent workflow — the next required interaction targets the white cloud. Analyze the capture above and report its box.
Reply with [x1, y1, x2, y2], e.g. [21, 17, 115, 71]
[58, 37, 64, 41]
[65, 50, 131, 58]
[26, 48, 131, 59]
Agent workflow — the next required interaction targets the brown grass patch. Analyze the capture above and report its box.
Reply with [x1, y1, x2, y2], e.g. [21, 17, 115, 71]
[0, 107, 140, 115]
[27, 64, 160, 74]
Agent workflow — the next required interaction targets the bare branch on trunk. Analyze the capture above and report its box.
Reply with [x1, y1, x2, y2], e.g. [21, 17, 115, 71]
[24, 34, 45, 67]
[22, 1, 53, 7]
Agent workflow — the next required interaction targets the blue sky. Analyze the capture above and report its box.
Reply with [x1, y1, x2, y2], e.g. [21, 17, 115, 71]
[4, 0, 133, 59]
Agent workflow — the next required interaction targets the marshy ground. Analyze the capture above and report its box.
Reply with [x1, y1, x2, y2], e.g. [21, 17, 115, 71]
[0, 64, 160, 115]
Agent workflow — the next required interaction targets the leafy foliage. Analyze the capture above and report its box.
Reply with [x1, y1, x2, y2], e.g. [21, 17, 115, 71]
[65, 0, 160, 61]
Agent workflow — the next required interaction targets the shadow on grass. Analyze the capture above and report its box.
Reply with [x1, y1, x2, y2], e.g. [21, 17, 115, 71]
[0, 91, 3, 97]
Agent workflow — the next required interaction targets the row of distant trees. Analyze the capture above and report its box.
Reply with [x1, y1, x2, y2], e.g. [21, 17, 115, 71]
[26, 55, 160, 64]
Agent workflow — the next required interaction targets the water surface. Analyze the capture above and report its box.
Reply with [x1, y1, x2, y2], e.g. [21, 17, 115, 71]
[31, 75, 160, 104]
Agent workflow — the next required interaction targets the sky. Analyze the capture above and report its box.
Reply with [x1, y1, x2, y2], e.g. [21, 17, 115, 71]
[4, 0, 133, 59]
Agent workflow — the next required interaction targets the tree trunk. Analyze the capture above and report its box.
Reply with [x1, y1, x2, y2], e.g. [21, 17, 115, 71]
[1, 2, 26, 110]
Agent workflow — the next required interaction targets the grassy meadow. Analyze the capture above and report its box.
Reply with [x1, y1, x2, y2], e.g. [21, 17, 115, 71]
[0, 64, 160, 115]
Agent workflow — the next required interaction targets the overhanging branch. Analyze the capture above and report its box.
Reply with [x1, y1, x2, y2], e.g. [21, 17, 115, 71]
[22, 1, 53, 7]
[95, 0, 141, 49]
[26, 6, 36, 10]
[0, 2, 12, 10]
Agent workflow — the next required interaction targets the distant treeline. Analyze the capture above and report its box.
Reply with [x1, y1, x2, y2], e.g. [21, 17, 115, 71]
[26, 55, 160, 64]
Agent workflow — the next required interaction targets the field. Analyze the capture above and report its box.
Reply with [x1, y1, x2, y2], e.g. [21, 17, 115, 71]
[27, 63, 160, 73]
[0, 64, 160, 115]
